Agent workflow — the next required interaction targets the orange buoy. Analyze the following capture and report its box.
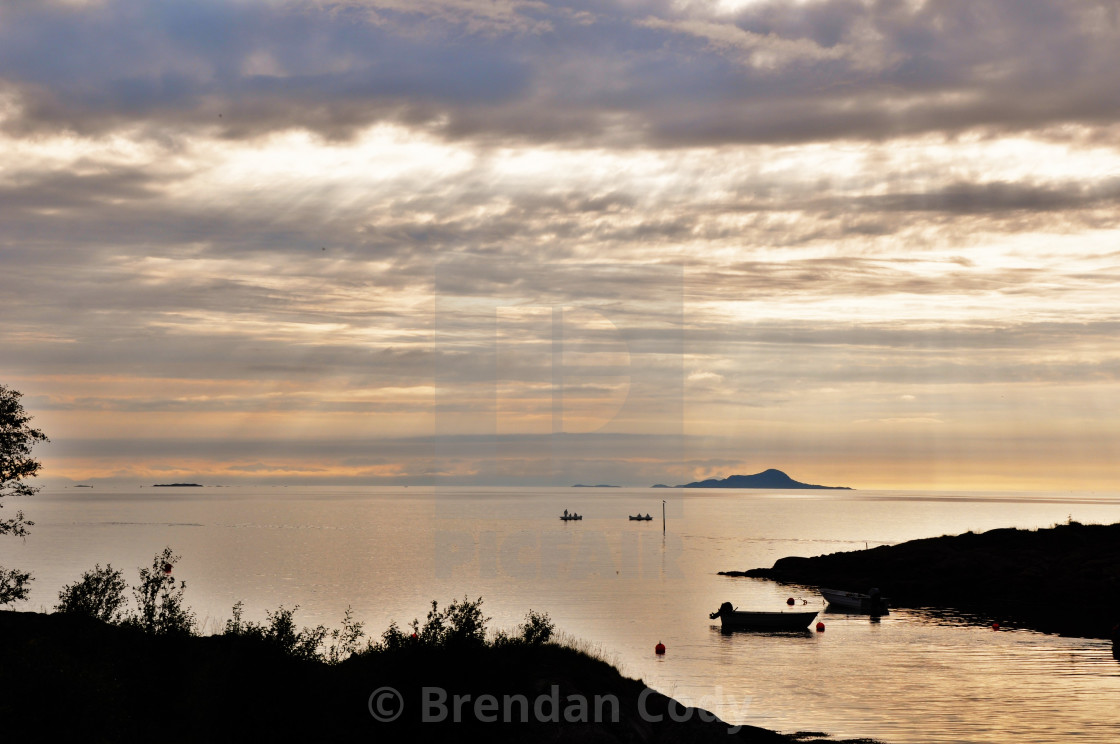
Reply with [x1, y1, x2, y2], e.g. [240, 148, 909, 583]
[815, 621, 825, 632]
[786, 597, 795, 605]
[655, 641, 666, 655]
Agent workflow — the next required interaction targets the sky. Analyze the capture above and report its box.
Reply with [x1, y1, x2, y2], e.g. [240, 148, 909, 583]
[2, 0, 1120, 491]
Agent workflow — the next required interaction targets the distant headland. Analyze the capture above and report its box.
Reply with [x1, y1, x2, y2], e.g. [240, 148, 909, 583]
[152, 483, 203, 487]
[728, 520, 1120, 639]
[653, 469, 852, 490]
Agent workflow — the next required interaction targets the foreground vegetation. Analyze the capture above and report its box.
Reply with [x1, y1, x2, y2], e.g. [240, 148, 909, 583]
[45, 546, 560, 662]
[2, 547, 878, 743]
[4, 606, 868, 743]
[735, 520, 1120, 639]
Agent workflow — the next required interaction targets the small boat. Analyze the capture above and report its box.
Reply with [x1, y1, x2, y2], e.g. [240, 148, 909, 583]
[628, 514, 653, 521]
[820, 587, 889, 614]
[709, 602, 818, 630]
[559, 509, 583, 521]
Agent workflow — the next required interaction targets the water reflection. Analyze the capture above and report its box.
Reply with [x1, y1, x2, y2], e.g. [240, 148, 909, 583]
[712, 625, 814, 639]
[822, 605, 889, 617]
[6, 486, 1120, 744]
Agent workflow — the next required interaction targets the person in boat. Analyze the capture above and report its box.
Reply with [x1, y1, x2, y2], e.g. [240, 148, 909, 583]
[709, 601, 733, 620]
[563, 509, 569, 517]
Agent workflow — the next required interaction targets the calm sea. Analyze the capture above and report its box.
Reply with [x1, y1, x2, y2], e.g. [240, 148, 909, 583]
[3, 486, 1119, 743]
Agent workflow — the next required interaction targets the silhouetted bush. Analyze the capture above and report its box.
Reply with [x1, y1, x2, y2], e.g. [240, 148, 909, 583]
[406, 595, 490, 649]
[124, 547, 195, 635]
[376, 619, 412, 652]
[494, 608, 556, 647]
[56, 563, 127, 623]
[519, 608, 555, 645]
[223, 601, 326, 661]
[443, 594, 488, 647]
[323, 606, 366, 663]
[52, 553, 567, 667]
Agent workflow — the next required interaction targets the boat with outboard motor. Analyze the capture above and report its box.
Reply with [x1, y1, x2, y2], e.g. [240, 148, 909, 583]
[708, 602, 818, 630]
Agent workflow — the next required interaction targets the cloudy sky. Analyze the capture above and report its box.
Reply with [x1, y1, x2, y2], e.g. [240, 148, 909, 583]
[3, 0, 1120, 490]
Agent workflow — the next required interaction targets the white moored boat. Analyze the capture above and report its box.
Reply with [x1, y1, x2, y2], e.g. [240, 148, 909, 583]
[820, 587, 889, 614]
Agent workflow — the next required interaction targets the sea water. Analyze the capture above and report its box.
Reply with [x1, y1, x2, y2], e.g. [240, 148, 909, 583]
[2, 486, 1119, 743]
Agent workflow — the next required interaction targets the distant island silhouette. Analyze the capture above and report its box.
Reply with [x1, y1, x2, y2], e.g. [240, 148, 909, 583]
[152, 483, 203, 487]
[657, 469, 852, 490]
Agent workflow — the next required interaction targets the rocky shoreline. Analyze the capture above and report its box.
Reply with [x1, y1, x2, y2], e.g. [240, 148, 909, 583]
[727, 521, 1120, 639]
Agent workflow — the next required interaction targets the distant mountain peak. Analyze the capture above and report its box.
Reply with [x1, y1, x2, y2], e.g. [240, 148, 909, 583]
[669, 469, 851, 490]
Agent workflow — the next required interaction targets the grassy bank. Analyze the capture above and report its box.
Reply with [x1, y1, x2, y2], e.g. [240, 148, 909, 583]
[732, 521, 1120, 638]
[0, 609, 878, 743]
[0, 549, 887, 742]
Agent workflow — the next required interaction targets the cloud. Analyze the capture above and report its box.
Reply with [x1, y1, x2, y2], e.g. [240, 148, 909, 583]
[2, 1, 1120, 146]
[5, 1, 1120, 489]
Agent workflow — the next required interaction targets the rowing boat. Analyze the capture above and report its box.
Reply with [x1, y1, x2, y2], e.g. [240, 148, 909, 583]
[708, 602, 818, 630]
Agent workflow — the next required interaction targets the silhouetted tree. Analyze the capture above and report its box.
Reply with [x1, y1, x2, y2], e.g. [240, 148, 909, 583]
[1, 383, 48, 605]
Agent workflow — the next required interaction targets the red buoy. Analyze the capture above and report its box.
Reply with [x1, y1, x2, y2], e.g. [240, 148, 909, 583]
[815, 621, 825, 632]
[992, 622, 1000, 631]
[655, 641, 666, 655]
[786, 597, 795, 605]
